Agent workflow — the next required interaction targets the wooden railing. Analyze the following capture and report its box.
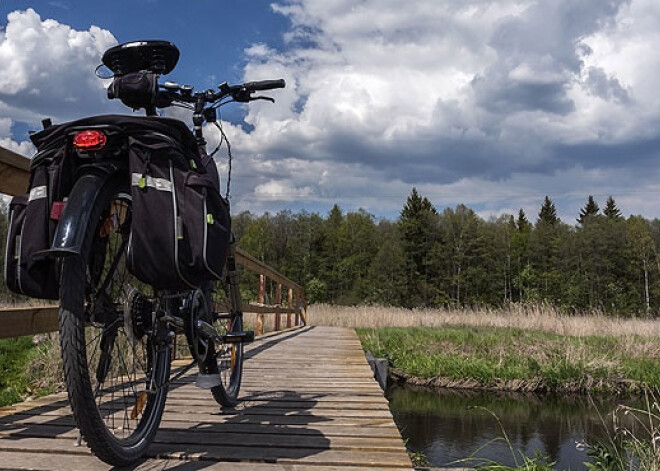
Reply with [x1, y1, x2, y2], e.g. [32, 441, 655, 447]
[0, 146, 307, 340]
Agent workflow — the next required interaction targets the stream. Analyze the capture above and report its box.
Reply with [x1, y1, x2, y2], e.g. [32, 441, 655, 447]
[387, 385, 644, 470]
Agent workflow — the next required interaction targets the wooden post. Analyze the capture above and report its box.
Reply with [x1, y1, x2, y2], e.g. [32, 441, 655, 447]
[256, 274, 265, 336]
[287, 287, 293, 328]
[301, 291, 308, 326]
[295, 290, 301, 326]
[275, 283, 282, 331]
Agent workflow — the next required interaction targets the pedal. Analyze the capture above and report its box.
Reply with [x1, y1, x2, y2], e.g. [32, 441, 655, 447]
[195, 373, 222, 389]
[222, 331, 255, 344]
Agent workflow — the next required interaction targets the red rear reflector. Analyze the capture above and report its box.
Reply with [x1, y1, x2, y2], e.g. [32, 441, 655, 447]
[50, 201, 66, 221]
[73, 130, 106, 150]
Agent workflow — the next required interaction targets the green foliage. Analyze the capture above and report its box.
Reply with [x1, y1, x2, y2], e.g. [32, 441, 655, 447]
[0, 337, 37, 406]
[357, 326, 660, 391]
[220, 192, 660, 314]
[474, 451, 556, 471]
[538, 196, 559, 226]
[585, 391, 660, 471]
[579, 195, 601, 224]
[603, 197, 623, 220]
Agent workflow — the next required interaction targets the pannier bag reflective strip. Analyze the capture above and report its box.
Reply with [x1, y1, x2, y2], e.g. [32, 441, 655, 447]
[131, 173, 173, 192]
[28, 186, 47, 201]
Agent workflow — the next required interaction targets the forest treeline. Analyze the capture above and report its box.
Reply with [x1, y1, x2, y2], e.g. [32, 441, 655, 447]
[1, 189, 659, 316]
[231, 189, 660, 316]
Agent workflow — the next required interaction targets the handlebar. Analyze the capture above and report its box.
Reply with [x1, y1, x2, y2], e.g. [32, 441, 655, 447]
[107, 71, 285, 119]
[242, 79, 286, 92]
[158, 78, 286, 106]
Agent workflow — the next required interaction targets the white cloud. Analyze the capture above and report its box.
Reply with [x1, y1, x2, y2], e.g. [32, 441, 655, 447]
[217, 0, 660, 220]
[3, 4, 660, 222]
[0, 8, 118, 125]
[0, 117, 34, 156]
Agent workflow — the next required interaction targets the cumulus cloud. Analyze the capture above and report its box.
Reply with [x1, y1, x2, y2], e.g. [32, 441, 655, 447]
[217, 0, 660, 220]
[0, 8, 118, 125]
[0, 117, 34, 155]
[2, 3, 660, 222]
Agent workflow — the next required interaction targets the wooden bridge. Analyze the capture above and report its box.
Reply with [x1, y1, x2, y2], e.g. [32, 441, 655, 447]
[0, 147, 413, 470]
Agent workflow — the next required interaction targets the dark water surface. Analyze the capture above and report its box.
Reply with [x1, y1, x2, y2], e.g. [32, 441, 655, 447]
[387, 386, 642, 470]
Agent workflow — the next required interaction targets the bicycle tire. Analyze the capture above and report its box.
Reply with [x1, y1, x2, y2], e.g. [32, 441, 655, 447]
[59, 176, 170, 466]
[203, 284, 244, 408]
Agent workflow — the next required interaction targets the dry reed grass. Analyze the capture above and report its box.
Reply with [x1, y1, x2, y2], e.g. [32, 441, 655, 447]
[308, 303, 660, 339]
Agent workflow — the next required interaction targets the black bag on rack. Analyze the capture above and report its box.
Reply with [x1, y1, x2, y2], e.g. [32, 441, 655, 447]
[4, 141, 71, 299]
[126, 122, 231, 291]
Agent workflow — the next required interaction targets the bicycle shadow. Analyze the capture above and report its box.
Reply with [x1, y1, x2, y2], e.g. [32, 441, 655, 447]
[136, 388, 332, 469]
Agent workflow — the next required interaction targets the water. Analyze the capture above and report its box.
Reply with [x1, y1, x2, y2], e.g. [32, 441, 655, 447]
[387, 386, 643, 470]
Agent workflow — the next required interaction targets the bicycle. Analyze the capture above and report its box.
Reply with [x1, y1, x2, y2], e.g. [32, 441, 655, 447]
[4, 40, 284, 466]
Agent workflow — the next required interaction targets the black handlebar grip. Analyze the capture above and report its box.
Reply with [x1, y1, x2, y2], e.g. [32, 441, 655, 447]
[243, 79, 286, 91]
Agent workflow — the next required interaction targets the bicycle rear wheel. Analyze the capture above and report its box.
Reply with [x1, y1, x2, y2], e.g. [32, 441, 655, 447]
[59, 177, 170, 466]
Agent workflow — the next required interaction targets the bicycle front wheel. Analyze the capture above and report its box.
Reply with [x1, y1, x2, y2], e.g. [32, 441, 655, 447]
[202, 283, 244, 408]
[59, 177, 170, 466]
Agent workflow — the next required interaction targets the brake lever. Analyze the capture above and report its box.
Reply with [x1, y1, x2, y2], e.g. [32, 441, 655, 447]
[251, 96, 275, 103]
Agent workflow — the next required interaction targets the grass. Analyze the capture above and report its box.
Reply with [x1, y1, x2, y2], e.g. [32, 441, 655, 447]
[0, 336, 35, 406]
[0, 334, 61, 407]
[309, 303, 660, 338]
[584, 389, 660, 471]
[356, 326, 660, 392]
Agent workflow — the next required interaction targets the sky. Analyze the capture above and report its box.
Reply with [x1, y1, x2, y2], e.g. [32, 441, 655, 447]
[1, 0, 660, 224]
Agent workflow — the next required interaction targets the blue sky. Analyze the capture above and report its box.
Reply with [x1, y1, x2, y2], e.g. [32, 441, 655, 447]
[1, 1, 660, 223]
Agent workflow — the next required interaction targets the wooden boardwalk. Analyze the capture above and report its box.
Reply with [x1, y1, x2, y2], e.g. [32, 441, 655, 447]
[0, 326, 413, 470]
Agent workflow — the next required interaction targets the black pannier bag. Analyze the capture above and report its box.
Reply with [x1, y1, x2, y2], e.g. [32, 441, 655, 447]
[3, 143, 70, 299]
[126, 122, 231, 291]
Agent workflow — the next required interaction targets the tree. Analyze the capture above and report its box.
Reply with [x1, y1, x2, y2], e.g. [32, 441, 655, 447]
[578, 195, 600, 224]
[399, 188, 438, 307]
[603, 196, 623, 220]
[626, 216, 655, 315]
[538, 196, 559, 225]
[437, 205, 483, 304]
[322, 205, 344, 303]
[366, 222, 407, 306]
[516, 209, 530, 232]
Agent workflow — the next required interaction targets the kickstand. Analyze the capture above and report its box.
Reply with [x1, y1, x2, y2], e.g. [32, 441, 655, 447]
[74, 429, 84, 447]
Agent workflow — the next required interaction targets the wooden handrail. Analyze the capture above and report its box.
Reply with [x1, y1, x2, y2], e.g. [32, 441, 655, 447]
[0, 145, 30, 196]
[235, 248, 302, 293]
[0, 145, 307, 339]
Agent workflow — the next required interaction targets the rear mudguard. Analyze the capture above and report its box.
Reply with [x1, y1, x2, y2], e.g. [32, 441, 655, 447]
[47, 163, 124, 258]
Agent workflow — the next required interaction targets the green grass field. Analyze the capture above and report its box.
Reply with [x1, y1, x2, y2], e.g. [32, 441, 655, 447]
[357, 326, 660, 392]
[0, 337, 37, 406]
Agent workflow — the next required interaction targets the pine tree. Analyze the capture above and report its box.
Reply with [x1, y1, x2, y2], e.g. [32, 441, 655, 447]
[578, 195, 600, 224]
[603, 196, 623, 220]
[537, 196, 559, 225]
[399, 188, 438, 307]
[516, 209, 530, 232]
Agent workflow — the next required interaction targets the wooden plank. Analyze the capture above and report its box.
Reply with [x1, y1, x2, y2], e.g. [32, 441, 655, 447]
[0, 415, 403, 439]
[0, 306, 59, 339]
[0, 451, 413, 471]
[0, 438, 411, 468]
[1, 426, 405, 452]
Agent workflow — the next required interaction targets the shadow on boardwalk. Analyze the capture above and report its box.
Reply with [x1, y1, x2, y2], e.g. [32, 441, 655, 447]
[0, 327, 334, 469]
